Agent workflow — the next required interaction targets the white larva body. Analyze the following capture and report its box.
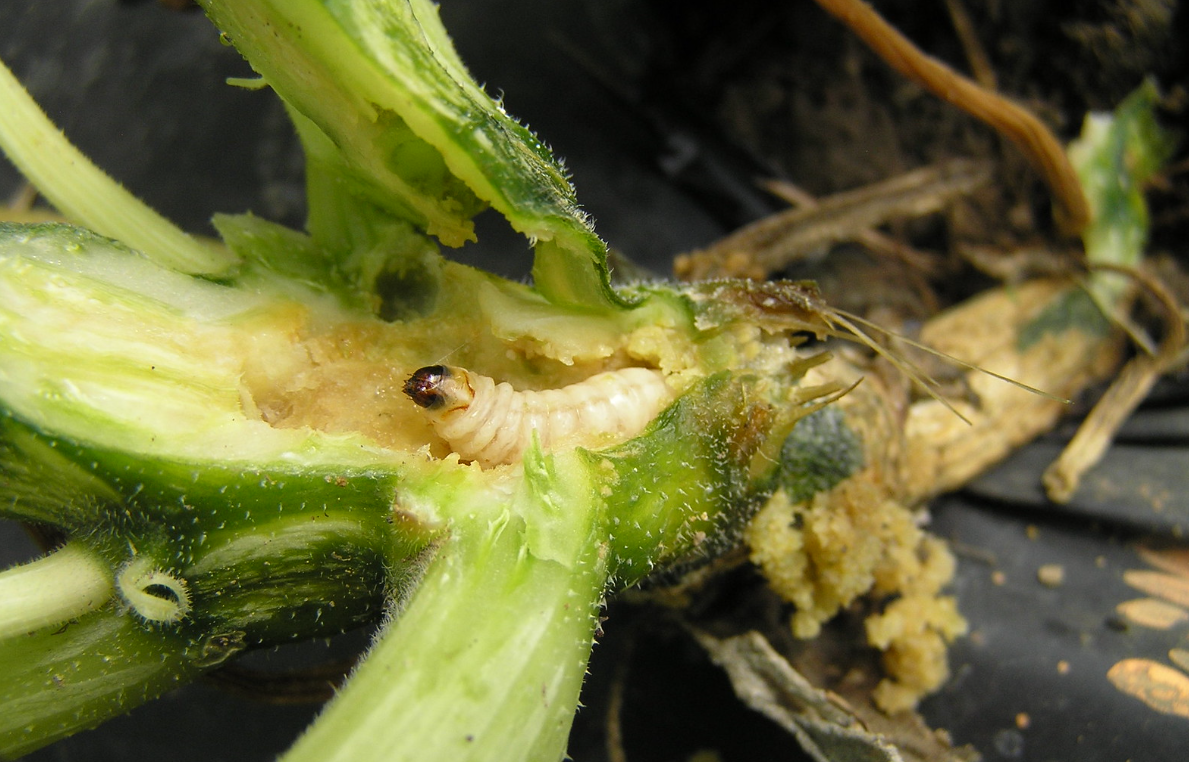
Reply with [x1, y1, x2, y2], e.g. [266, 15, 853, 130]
[405, 366, 674, 468]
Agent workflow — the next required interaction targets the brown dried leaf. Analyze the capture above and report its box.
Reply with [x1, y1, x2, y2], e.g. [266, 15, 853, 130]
[693, 630, 977, 762]
[675, 160, 991, 281]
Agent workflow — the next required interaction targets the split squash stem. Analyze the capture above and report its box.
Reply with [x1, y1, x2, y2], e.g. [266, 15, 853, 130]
[284, 500, 608, 762]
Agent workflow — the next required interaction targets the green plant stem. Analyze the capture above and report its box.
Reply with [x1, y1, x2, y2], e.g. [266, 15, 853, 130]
[283, 508, 609, 762]
[0, 58, 236, 276]
[0, 541, 112, 640]
[0, 603, 209, 758]
[0, 541, 205, 758]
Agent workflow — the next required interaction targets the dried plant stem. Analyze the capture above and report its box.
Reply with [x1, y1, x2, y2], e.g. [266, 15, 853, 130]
[1042, 352, 1164, 503]
[1044, 266, 1188, 502]
[5, 182, 37, 211]
[761, 177, 939, 275]
[675, 159, 990, 280]
[811, 0, 1090, 236]
[942, 0, 997, 90]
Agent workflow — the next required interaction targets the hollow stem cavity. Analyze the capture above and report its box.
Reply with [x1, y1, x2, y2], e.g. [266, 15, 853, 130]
[117, 557, 192, 625]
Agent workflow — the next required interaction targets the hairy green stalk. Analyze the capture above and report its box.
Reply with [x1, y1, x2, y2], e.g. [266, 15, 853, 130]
[0, 543, 113, 640]
[0, 2, 840, 759]
[0, 58, 235, 276]
[286, 475, 607, 762]
[0, 603, 207, 759]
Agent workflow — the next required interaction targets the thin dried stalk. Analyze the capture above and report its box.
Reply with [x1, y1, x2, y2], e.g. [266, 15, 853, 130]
[1043, 352, 1165, 503]
[1044, 266, 1189, 502]
[694, 630, 977, 762]
[604, 637, 633, 762]
[942, 0, 997, 90]
[762, 178, 939, 274]
[674, 160, 991, 280]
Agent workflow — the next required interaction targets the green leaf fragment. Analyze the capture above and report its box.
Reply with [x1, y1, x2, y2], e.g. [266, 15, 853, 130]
[1021, 80, 1176, 346]
[1067, 79, 1178, 304]
[197, 0, 622, 309]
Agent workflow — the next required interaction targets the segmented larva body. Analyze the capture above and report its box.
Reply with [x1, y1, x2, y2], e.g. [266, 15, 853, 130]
[403, 365, 673, 468]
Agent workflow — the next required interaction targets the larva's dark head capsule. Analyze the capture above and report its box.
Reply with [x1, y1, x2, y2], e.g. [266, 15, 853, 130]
[404, 365, 453, 410]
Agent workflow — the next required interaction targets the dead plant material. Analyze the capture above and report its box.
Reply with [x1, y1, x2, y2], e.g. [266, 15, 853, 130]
[810, 0, 1091, 236]
[1045, 351, 1167, 503]
[745, 344, 973, 714]
[903, 279, 1124, 501]
[941, 0, 996, 91]
[742, 274, 1127, 716]
[1044, 264, 1189, 502]
[694, 630, 978, 762]
[2, 183, 60, 225]
[956, 241, 1077, 284]
[762, 177, 940, 278]
[5, 182, 35, 212]
[696, 202, 1129, 718]
[674, 159, 991, 281]
[1138, 545, 1189, 577]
